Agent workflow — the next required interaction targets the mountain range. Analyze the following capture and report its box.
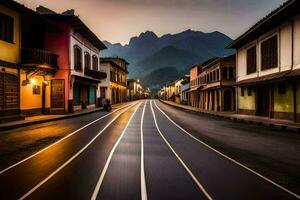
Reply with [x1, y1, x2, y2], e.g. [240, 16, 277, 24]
[102, 29, 235, 90]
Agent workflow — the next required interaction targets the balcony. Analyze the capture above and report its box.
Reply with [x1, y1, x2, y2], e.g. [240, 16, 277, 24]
[84, 68, 107, 80]
[21, 48, 58, 68]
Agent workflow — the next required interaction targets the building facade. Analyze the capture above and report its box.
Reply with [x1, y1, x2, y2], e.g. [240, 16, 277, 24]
[38, 7, 107, 113]
[181, 75, 190, 105]
[99, 57, 128, 105]
[189, 64, 201, 107]
[0, 1, 22, 122]
[199, 55, 236, 112]
[228, 0, 300, 121]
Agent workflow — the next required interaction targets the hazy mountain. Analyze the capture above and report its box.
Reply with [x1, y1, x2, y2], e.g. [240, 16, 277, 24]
[142, 67, 180, 89]
[102, 29, 234, 89]
[134, 45, 202, 76]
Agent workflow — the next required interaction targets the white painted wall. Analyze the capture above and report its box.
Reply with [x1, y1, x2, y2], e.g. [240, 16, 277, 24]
[236, 14, 300, 82]
[69, 30, 102, 99]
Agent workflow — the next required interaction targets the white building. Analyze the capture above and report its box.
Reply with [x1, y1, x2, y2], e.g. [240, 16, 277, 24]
[228, 0, 300, 122]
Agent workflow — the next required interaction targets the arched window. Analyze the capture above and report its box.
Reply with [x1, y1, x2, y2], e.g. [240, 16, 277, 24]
[74, 45, 82, 71]
[84, 52, 91, 69]
[92, 55, 98, 71]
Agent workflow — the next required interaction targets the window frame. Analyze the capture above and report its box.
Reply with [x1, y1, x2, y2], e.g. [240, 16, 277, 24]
[0, 12, 14, 43]
[246, 45, 257, 75]
[84, 52, 91, 69]
[92, 55, 98, 71]
[260, 34, 278, 71]
[74, 45, 82, 71]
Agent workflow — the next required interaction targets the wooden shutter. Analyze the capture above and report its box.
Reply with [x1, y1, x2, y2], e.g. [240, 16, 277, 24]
[247, 46, 257, 74]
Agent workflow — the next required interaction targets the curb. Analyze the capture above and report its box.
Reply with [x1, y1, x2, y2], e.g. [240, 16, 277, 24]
[159, 100, 300, 133]
[0, 108, 105, 132]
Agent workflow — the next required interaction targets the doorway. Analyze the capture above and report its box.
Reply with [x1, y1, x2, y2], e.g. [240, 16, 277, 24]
[257, 85, 270, 116]
[224, 89, 232, 111]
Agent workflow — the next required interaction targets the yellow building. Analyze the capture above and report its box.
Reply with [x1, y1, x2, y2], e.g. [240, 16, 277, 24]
[0, 1, 63, 121]
[18, 5, 61, 116]
[0, 2, 22, 122]
[100, 58, 128, 104]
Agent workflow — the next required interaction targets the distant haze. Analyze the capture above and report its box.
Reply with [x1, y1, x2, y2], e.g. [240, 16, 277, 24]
[17, 0, 286, 44]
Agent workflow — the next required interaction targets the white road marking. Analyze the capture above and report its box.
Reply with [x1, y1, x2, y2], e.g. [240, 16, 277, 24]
[91, 102, 142, 200]
[154, 100, 300, 200]
[0, 103, 134, 175]
[18, 103, 139, 200]
[140, 101, 148, 200]
[150, 100, 213, 200]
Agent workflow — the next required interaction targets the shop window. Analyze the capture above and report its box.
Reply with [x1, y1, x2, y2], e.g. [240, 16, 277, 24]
[247, 46, 257, 74]
[74, 45, 82, 71]
[92, 55, 98, 71]
[84, 52, 91, 69]
[32, 85, 40, 95]
[241, 87, 245, 96]
[247, 86, 252, 96]
[0, 12, 14, 43]
[261, 35, 278, 70]
[278, 82, 286, 94]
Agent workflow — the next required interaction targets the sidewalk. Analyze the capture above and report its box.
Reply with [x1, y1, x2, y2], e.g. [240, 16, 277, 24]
[0, 107, 104, 131]
[160, 100, 300, 133]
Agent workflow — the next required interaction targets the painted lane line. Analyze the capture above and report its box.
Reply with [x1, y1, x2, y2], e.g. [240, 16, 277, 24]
[140, 100, 148, 200]
[18, 103, 139, 200]
[0, 103, 134, 175]
[154, 100, 300, 200]
[150, 100, 213, 200]
[91, 102, 142, 200]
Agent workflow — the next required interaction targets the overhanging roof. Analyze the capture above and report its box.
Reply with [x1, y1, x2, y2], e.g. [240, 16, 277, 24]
[227, 0, 300, 49]
[41, 15, 107, 51]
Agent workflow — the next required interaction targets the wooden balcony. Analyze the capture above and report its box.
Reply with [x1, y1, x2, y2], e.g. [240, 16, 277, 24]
[21, 48, 58, 68]
[84, 68, 107, 80]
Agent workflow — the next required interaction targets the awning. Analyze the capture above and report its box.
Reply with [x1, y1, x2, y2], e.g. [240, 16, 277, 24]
[235, 71, 291, 86]
[73, 75, 101, 86]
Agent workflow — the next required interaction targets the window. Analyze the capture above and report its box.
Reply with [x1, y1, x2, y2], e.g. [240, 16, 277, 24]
[241, 87, 244, 96]
[222, 67, 228, 79]
[213, 71, 216, 82]
[84, 52, 91, 69]
[217, 69, 220, 80]
[0, 12, 14, 43]
[261, 35, 278, 70]
[247, 86, 252, 96]
[92, 55, 98, 71]
[33, 85, 40, 95]
[247, 46, 257, 74]
[229, 68, 234, 79]
[74, 45, 82, 71]
[278, 82, 286, 94]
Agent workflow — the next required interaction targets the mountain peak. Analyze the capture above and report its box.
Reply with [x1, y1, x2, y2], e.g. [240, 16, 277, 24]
[139, 31, 158, 39]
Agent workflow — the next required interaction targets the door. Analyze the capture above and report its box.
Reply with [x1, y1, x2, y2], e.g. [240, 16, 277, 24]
[51, 79, 65, 111]
[257, 85, 269, 116]
[0, 72, 19, 117]
[224, 89, 232, 111]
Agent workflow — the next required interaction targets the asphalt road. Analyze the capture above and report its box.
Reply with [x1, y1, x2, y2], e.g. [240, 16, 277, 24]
[0, 100, 299, 200]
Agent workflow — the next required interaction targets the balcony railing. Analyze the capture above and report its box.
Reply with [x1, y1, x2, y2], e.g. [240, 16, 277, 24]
[84, 68, 107, 80]
[21, 48, 58, 68]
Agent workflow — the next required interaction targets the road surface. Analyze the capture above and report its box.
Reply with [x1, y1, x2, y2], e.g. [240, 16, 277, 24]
[0, 100, 299, 200]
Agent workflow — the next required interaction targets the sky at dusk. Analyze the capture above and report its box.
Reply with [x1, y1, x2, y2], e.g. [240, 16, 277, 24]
[16, 0, 286, 45]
